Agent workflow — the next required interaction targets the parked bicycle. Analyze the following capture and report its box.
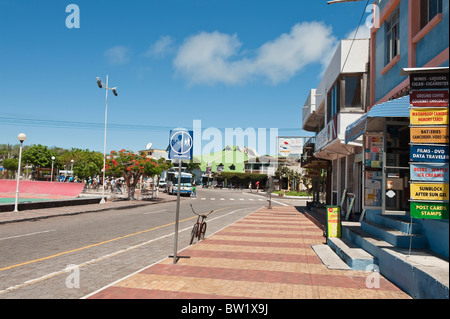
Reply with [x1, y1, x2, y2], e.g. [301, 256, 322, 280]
[189, 204, 214, 245]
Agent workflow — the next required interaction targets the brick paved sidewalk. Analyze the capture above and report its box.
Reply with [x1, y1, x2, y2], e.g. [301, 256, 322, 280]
[86, 206, 411, 299]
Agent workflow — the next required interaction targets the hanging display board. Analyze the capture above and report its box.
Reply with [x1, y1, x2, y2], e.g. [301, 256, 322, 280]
[410, 145, 449, 163]
[410, 90, 449, 107]
[410, 202, 449, 219]
[410, 108, 449, 125]
[409, 71, 449, 220]
[410, 126, 449, 144]
[410, 163, 449, 182]
[410, 183, 449, 201]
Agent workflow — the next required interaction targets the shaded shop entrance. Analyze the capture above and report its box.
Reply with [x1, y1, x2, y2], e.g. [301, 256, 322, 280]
[346, 96, 411, 216]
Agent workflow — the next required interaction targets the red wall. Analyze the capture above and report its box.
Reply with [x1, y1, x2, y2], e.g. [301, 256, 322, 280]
[0, 180, 85, 198]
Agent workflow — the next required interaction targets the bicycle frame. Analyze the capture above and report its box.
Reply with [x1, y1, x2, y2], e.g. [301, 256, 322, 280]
[190, 204, 213, 245]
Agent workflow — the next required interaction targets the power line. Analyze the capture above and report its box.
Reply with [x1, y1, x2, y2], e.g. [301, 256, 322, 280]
[0, 116, 301, 132]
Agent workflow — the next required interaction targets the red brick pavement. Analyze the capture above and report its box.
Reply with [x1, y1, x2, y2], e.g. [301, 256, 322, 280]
[86, 206, 411, 299]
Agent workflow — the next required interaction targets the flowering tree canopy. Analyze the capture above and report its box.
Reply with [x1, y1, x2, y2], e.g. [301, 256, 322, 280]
[105, 149, 170, 199]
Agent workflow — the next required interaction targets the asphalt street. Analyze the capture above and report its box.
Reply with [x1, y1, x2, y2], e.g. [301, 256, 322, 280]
[0, 188, 307, 298]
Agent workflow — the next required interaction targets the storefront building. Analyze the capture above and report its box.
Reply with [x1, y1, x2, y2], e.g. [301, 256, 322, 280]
[346, 0, 449, 258]
[301, 39, 370, 214]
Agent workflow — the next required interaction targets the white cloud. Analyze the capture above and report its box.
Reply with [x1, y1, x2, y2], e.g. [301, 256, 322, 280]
[104, 46, 131, 65]
[345, 24, 371, 40]
[173, 21, 337, 86]
[144, 35, 175, 58]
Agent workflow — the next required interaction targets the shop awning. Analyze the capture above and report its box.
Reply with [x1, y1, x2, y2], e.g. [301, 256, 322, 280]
[345, 95, 410, 144]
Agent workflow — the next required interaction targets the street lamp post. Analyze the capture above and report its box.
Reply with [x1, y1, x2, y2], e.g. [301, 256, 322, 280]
[13, 133, 26, 212]
[96, 75, 118, 204]
[51, 156, 55, 182]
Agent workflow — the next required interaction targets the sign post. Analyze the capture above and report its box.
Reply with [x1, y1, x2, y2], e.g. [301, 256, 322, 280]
[168, 130, 193, 264]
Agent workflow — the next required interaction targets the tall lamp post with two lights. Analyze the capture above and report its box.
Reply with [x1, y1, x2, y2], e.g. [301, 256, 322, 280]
[13, 133, 26, 212]
[96, 76, 118, 204]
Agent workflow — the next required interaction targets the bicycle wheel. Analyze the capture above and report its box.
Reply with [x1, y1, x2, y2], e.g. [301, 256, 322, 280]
[199, 222, 207, 240]
[190, 223, 198, 245]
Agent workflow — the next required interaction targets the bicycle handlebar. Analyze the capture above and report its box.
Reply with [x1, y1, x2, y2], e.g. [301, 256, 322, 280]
[190, 204, 213, 217]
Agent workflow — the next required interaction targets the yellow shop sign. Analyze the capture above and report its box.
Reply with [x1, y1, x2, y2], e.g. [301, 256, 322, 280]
[410, 183, 449, 201]
[410, 108, 449, 125]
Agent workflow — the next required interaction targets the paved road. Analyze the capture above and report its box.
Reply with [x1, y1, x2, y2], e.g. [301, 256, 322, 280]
[0, 188, 306, 298]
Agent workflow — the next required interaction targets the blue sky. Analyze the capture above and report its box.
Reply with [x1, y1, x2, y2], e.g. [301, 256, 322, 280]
[0, 0, 371, 155]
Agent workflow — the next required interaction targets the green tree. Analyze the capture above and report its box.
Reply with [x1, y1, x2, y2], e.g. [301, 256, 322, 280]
[22, 144, 58, 168]
[106, 150, 170, 200]
[2, 158, 19, 178]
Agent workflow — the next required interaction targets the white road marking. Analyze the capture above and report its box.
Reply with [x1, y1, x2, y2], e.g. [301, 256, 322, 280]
[0, 230, 56, 242]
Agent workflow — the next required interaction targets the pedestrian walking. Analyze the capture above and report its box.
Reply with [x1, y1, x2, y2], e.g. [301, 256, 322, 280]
[116, 178, 123, 194]
[110, 177, 116, 193]
[192, 184, 197, 198]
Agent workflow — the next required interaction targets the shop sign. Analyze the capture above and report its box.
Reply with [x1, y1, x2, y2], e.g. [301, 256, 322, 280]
[410, 90, 449, 107]
[326, 206, 341, 238]
[410, 145, 449, 163]
[409, 73, 449, 90]
[410, 202, 449, 220]
[410, 108, 449, 125]
[410, 126, 449, 144]
[410, 163, 449, 182]
[410, 183, 449, 201]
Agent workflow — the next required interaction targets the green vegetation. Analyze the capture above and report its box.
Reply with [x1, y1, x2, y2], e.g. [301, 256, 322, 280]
[272, 190, 311, 197]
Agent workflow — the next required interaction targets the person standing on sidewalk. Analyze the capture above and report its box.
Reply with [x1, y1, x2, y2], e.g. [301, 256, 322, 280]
[192, 184, 197, 198]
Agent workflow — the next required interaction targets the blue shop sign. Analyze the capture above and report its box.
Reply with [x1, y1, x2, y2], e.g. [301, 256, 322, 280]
[411, 163, 449, 182]
[410, 145, 449, 163]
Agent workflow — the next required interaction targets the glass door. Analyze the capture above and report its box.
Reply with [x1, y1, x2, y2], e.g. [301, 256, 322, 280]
[382, 122, 410, 215]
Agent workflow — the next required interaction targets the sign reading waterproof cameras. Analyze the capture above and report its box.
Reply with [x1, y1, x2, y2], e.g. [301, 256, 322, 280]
[169, 130, 193, 160]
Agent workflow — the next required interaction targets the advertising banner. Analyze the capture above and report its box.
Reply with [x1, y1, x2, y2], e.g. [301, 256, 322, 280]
[409, 73, 449, 90]
[410, 108, 449, 125]
[410, 145, 449, 163]
[410, 202, 449, 220]
[410, 90, 449, 107]
[410, 183, 449, 201]
[326, 206, 341, 238]
[410, 126, 449, 144]
[410, 163, 449, 182]
[279, 138, 303, 155]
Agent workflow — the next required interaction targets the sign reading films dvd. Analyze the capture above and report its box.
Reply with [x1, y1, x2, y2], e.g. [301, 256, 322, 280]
[409, 70, 449, 220]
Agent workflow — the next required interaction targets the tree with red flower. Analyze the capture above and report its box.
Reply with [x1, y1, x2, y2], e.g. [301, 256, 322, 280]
[105, 150, 170, 200]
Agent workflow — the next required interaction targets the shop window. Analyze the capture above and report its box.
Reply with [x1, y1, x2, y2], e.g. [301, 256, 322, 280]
[385, 9, 400, 65]
[420, 0, 443, 29]
[343, 76, 362, 109]
[327, 80, 341, 123]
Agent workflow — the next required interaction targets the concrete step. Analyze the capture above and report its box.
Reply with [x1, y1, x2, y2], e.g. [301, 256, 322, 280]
[311, 244, 351, 270]
[368, 214, 422, 234]
[327, 237, 376, 271]
[361, 220, 427, 249]
[342, 224, 449, 299]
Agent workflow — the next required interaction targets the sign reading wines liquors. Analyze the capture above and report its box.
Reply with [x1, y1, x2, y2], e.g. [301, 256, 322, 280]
[410, 73, 449, 90]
